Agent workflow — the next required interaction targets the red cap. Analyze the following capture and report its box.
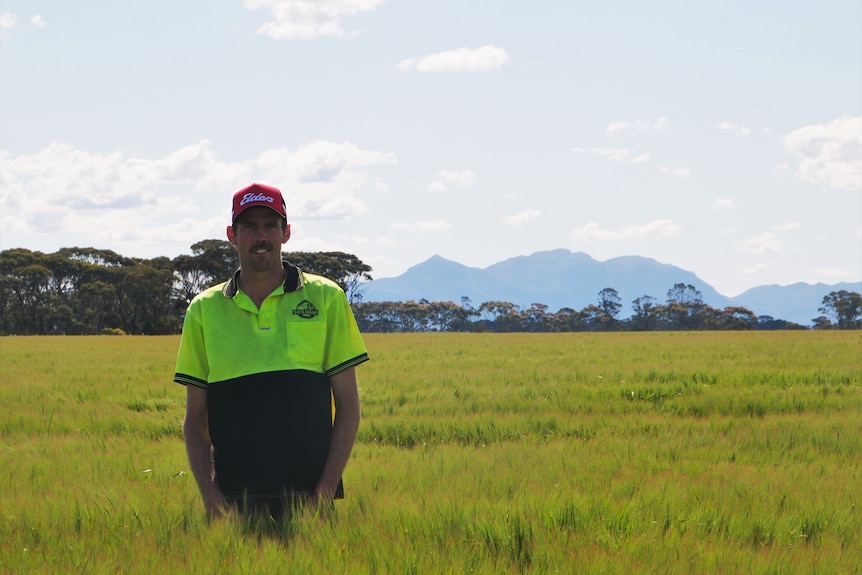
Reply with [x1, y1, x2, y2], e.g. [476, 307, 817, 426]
[231, 183, 287, 223]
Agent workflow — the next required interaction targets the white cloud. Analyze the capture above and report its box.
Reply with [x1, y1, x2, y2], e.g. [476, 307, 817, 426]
[735, 224, 802, 255]
[718, 122, 751, 137]
[772, 221, 801, 232]
[417, 220, 452, 231]
[574, 219, 682, 241]
[606, 117, 669, 136]
[0, 12, 15, 39]
[571, 147, 650, 163]
[741, 263, 773, 275]
[257, 140, 396, 217]
[773, 161, 790, 178]
[31, 15, 46, 28]
[712, 197, 736, 211]
[735, 232, 783, 254]
[783, 115, 862, 191]
[398, 45, 511, 72]
[427, 169, 476, 192]
[243, 0, 383, 39]
[809, 266, 856, 281]
[658, 165, 689, 178]
[0, 139, 396, 247]
[605, 122, 628, 136]
[393, 219, 452, 232]
[502, 209, 541, 226]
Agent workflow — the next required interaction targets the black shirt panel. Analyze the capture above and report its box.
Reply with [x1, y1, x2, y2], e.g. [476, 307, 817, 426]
[207, 370, 333, 499]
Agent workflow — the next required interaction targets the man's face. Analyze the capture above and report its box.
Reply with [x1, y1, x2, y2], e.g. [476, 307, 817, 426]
[228, 207, 290, 273]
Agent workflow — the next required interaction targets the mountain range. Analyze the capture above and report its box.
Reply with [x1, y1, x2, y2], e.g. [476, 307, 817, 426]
[358, 249, 861, 327]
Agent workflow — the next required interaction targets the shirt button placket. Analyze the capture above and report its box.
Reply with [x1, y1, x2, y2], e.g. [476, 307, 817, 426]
[259, 299, 273, 333]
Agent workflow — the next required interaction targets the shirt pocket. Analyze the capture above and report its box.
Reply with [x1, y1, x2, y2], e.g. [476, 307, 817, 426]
[286, 321, 327, 368]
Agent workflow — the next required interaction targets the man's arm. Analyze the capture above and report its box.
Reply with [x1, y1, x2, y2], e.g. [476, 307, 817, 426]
[183, 384, 228, 518]
[314, 366, 361, 502]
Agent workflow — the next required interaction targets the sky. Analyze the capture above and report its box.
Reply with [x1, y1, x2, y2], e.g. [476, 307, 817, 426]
[1, 0, 860, 297]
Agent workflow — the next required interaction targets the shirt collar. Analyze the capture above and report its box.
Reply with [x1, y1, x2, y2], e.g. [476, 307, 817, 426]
[222, 260, 304, 299]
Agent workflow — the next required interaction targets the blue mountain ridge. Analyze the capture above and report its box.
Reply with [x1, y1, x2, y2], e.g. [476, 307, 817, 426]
[357, 249, 861, 327]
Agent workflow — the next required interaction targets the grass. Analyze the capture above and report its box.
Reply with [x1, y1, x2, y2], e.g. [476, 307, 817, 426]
[0, 331, 860, 573]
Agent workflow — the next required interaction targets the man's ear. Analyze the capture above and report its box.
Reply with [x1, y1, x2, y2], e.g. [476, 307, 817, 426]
[226, 225, 237, 245]
[282, 223, 291, 244]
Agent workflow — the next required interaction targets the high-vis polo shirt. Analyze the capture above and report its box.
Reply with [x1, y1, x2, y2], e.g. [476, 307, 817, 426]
[174, 262, 369, 500]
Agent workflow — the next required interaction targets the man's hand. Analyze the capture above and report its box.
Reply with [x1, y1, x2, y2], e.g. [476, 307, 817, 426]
[308, 488, 335, 520]
[203, 490, 230, 520]
[184, 385, 231, 520]
[314, 368, 361, 497]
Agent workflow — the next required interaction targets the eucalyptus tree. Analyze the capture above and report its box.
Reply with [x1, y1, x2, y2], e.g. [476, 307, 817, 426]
[818, 291, 862, 329]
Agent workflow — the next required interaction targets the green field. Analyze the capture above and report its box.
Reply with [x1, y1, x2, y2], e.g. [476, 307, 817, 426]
[1, 332, 860, 574]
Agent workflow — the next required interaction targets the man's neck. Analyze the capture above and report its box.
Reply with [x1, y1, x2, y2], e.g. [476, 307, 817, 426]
[238, 264, 286, 308]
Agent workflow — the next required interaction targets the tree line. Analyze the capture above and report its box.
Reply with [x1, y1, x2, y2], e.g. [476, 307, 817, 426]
[353, 286, 856, 333]
[0, 243, 370, 335]
[1, 245, 859, 335]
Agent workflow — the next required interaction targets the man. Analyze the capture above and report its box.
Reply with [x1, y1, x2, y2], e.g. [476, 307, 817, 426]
[174, 183, 368, 520]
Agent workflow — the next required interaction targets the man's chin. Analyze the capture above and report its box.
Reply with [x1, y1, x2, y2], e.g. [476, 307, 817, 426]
[243, 253, 281, 272]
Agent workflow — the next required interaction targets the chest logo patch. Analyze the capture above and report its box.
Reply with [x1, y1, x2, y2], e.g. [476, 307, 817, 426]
[293, 300, 319, 319]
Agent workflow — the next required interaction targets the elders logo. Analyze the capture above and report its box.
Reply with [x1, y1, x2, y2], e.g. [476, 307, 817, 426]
[240, 192, 275, 206]
[293, 300, 319, 319]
